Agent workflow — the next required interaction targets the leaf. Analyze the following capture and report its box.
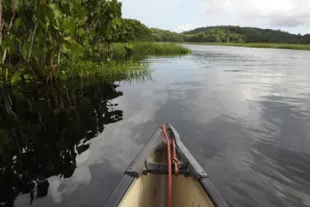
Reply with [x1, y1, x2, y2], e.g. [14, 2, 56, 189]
[62, 17, 76, 36]
[61, 44, 70, 54]
[11, 69, 25, 85]
[5, 68, 8, 81]
[24, 74, 32, 81]
[76, 28, 85, 37]
[22, 42, 31, 61]
[31, 45, 41, 60]
[63, 36, 74, 43]
[12, 17, 26, 32]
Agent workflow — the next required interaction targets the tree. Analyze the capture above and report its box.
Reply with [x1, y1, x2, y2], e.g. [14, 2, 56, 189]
[151, 28, 184, 42]
[0, 0, 122, 83]
[181, 26, 306, 44]
[113, 19, 152, 42]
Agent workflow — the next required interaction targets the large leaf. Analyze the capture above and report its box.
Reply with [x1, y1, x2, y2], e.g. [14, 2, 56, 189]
[31, 45, 41, 62]
[12, 17, 27, 32]
[22, 41, 31, 61]
[2, 34, 18, 55]
[11, 69, 25, 85]
[61, 17, 76, 36]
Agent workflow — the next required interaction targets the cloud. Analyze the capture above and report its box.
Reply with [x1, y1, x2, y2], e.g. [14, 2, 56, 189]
[201, 0, 310, 27]
[267, 13, 310, 27]
[121, 0, 310, 34]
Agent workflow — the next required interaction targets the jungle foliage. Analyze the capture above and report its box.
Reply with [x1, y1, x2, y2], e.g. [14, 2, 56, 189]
[151, 28, 184, 42]
[183, 26, 310, 44]
[0, 0, 145, 85]
[183, 27, 245, 43]
[113, 18, 153, 42]
[0, 0, 191, 85]
[150, 26, 310, 45]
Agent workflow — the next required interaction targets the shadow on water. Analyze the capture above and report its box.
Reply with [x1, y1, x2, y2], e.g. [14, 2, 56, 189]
[0, 81, 124, 207]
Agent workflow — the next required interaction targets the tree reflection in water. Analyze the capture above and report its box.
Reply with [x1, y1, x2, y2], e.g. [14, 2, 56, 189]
[0, 82, 123, 206]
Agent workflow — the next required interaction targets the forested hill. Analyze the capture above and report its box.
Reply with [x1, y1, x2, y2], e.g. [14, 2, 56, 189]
[182, 26, 310, 44]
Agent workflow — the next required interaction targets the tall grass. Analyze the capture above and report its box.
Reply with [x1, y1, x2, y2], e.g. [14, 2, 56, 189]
[183, 42, 310, 51]
[60, 59, 151, 83]
[111, 42, 191, 57]
[241, 43, 310, 50]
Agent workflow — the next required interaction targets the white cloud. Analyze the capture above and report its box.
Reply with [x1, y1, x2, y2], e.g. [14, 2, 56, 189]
[121, 0, 310, 34]
[200, 0, 310, 28]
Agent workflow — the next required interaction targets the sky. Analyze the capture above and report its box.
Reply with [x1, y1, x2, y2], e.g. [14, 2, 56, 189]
[120, 0, 310, 34]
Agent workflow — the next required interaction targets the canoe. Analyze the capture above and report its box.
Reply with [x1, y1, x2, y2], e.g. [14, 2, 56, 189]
[104, 124, 228, 207]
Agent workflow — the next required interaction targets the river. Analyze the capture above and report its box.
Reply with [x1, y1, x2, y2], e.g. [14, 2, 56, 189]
[2, 45, 310, 207]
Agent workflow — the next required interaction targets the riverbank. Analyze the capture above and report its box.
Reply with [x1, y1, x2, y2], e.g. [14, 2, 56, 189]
[60, 60, 151, 82]
[1, 42, 190, 86]
[111, 42, 191, 57]
[183, 42, 310, 51]
[57, 42, 191, 81]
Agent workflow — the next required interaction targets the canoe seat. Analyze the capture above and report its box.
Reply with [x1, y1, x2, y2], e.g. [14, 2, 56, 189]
[145, 161, 189, 175]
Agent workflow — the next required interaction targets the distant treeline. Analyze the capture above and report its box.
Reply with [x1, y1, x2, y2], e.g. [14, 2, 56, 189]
[122, 20, 310, 44]
[113, 20, 184, 42]
[182, 26, 310, 44]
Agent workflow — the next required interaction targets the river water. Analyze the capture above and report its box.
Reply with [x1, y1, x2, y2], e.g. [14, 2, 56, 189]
[2, 45, 310, 207]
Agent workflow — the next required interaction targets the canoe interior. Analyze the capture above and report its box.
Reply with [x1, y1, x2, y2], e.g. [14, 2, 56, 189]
[103, 125, 228, 207]
[119, 174, 215, 207]
[119, 145, 215, 207]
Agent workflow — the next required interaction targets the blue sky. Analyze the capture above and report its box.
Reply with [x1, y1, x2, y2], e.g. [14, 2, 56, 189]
[121, 0, 310, 34]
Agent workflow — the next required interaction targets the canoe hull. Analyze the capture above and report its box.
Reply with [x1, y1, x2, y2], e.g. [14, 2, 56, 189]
[104, 124, 228, 207]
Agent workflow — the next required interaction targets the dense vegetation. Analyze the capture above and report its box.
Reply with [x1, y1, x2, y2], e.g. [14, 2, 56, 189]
[182, 26, 310, 44]
[184, 27, 245, 43]
[151, 28, 184, 42]
[0, 0, 190, 86]
[0, 0, 309, 85]
[113, 18, 153, 42]
[0, 0, 124, 83]
[111, 42, 190, 58]
[150, 26, 310, 46]
[184, 42, 310, 50]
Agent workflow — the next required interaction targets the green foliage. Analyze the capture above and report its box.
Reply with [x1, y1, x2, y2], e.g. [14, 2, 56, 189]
[236, 43, 310, 50]
[0, 0, 122, 84]
[183, 42, 310, 51]
[151, 28, 184, 42]
[111, 42, 191, 57]
[114, 19, 153, 42]
[183, 26, 310, 44]
[0, 0, 191, 85]
[183, 28, 245, 43]
[60, 58, 151, 82]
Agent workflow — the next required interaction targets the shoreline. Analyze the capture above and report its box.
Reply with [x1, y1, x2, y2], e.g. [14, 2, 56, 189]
[182, 42, 310, 51]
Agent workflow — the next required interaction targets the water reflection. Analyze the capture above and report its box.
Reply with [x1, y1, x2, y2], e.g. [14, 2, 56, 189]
[129, 45, 310, 207]
[2, 45, 310, 207]
[0, 82, 123, 206]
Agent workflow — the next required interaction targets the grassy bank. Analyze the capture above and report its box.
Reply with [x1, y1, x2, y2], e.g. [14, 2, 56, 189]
[60, 59, 151, 82]
[1, 42, 190, 86]
[183, 42, 310, 51]
[111, 42, 191, 57]
[0, 60, 151, 87]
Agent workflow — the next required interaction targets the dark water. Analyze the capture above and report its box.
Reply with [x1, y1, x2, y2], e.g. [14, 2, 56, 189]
[1, 45, 310, 207]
